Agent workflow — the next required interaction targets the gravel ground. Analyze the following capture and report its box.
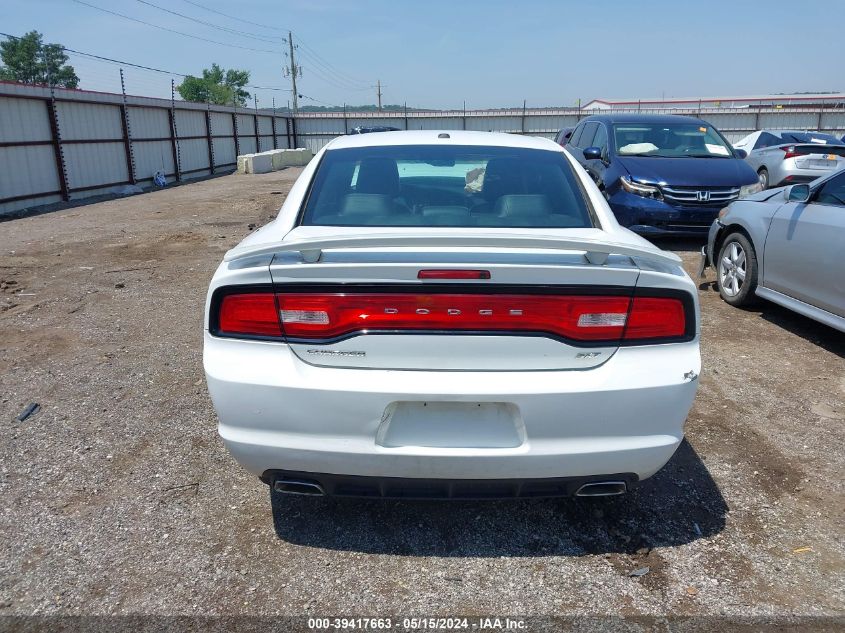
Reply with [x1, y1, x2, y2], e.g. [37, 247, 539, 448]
[0, 170, 842, 628]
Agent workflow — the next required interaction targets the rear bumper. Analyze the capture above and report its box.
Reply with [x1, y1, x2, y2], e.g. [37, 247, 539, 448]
[205, 333, 700, 482]
[264, 470, 639, 499]
[772, 162, 840, 187]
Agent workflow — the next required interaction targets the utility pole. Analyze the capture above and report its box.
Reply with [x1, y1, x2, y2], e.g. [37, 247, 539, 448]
[285, 31, 301, 113]
[376, 79, 383, 111]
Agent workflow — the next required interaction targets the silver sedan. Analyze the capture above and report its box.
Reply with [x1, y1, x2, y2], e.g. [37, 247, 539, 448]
[732, 130, 845, 189]
[699, 168, 845, 332]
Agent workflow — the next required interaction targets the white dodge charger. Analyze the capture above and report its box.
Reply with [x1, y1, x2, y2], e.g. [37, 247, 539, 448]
[204, 131, 700, 500]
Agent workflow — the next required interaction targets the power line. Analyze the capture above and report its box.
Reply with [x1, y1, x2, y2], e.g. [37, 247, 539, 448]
[177, 0, 287, 33]
[299, 94, 343, 109]
[175, 0, 371, 89]
[133, 0, 279, 44]
[295, 37, 370, 87]
[295, 47, 371, 90]
[0, 31, 292, 93]
[295, 53, 372, 92]
[70, 0, 278, 54]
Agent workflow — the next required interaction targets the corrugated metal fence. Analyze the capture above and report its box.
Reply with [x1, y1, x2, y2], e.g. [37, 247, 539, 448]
[293, 107, 845, 152]
[3, 82, 845, 214]
[0, 82, 293, 214]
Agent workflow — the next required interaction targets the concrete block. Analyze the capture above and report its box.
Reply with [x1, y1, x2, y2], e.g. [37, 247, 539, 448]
[269, 149, 286, 170]
[236, 153, 254, 174]
[250, 152, 273, 174]
[240, 148, 312, 173]
[293, 148, 314, 166]
[278, 148, 313, 167]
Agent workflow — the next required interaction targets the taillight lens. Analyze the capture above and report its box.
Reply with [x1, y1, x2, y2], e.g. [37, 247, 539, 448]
[781, 145, 800, 159]
[274, 293, 687, 342]
[624, 297, 686, 340]
[277, 293, 631, 341]
[213, 290, 689, 343]
[218, 293, 282, 336]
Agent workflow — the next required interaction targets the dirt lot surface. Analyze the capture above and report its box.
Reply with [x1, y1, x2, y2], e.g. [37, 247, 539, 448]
[1, 170, 843, 628]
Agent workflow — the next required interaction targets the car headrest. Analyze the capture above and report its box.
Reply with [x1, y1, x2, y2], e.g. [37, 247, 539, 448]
[494, 194, 552, 217]
[421, 205, 470, 218]
[340, 193, 395, 217]
[481, 157, 524, 200]
[355, 158, 400, 195]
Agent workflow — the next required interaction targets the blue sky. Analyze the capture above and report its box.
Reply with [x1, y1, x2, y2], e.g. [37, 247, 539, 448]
[3, 0, 844, 108]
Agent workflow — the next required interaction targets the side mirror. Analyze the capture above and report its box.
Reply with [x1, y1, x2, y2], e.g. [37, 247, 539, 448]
[734, 148, 748, 159]
[785, 183, 811, 203]
[583, 146, 602, 161]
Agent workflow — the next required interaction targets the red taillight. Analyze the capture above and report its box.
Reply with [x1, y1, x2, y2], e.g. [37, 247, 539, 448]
[781, 145, 800, 159]
[624, 297, 686, 340]
[218, 293, 282, 336]
[214, 290, 688, 343]
[273, 293, 687, 342]
[417, 269, 491, 280]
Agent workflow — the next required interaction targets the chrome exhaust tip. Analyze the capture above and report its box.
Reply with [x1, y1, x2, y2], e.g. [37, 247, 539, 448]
[273, 478, 325, 496]
[575, 481, 627, 497]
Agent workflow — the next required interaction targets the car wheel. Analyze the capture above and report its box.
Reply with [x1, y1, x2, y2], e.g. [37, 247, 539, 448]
[717, 233, 758, 306]
[757, 168, 769, 189]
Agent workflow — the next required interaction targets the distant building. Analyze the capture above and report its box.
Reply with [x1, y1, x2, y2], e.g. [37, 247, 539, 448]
[583, 94, 845, 110]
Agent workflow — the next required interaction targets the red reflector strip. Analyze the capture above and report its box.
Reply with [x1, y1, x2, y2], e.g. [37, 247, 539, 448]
[417, 269, 491, 280]
[218, 293, 282, 336]
[624, 297, 686, 340]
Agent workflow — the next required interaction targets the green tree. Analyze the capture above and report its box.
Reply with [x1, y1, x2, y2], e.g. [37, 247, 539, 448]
[177, 64, 250, 106]
[0, 31, 79, 88]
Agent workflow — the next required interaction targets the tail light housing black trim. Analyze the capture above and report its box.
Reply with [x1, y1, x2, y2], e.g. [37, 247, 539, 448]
[209, 283, 695, 347]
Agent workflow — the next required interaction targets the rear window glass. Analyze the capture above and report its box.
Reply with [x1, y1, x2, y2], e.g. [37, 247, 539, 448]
[778, 132, 842, 145]
[300, 145, 594, 228]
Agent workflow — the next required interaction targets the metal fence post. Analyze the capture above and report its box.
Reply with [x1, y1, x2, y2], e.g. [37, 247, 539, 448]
[521, 100, 527, 134]
[205, 101, 215, 174]
[232, 111, 241, 157]
[291, 116, 298, 148]
[119, 69, 136, 185]
[46, 91, 69, 201]
[271, 98, 278, 150]
[169, 79, 182, 182]
[253, 95, 260, 152]
[285, 116, 292, 149]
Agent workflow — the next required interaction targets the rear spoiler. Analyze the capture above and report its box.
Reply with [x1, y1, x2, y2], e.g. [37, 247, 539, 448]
[224, 233, 681, 267]
[777, 143, 845, 156]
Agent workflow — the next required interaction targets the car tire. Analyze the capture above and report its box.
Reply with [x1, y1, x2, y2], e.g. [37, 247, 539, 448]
[717, 232, 758, 307]
[757, 168, 769, 190]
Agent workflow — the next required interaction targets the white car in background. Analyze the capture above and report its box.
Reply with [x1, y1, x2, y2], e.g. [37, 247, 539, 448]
[203, 131, 700, 503]
[733, 130, 845, 189]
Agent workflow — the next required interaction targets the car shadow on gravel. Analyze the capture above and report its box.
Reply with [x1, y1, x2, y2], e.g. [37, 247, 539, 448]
[758, 304, 845, 355]
[269, 440, 726, 556]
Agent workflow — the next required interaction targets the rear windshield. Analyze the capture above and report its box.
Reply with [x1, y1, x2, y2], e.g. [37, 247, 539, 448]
[299, 145, 594, 228]
[778, 132, 842, 145]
